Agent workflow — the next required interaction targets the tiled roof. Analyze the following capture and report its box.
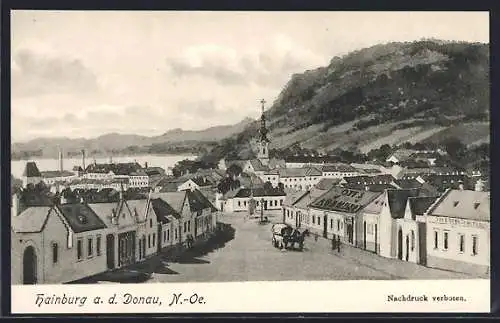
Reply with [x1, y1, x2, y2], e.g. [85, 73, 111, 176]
[294, 187, 329, 210]
[427, 189, 490, 222]
[393, 179, 423, 190]
[23, 162, 41, 177]
[310, 187, 382, 214]
[343, 174, 395, 185]
[85, 162, 142, 175]
[321, 163, 357, 173]
[248, 159, 269, 171]
[125, 199, 152, 222]
[233, 187, 286, 198]
[315, 178, 342, 190]
[87, 202, 121, 226]
[151, 198, 178, 221]
[278, 167, 322, 178]
[343, 183, 398, 192]
[41, 170, 76, 178]
[151, 191, 187, 214]
[408, 196, 437, 219]
[387, 189, 420, 219]
[12, 206, 52, 233]
[189, 189, 218, 212]
[362, 193, 386, 214]
[283, 190, 308, 207]
[57, 203, 107, 233]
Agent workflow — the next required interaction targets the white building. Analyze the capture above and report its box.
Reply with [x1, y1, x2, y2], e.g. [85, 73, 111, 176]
[320, 164, 359, 179]
[278, 167, 323, 191]
[424, 189, 490, 276]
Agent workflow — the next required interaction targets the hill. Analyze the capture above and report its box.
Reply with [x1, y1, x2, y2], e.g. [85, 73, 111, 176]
[200, 39, 489, 162]
[11, 117, 254, 160]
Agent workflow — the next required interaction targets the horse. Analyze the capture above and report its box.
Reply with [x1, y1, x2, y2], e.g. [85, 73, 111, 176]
[283, 228, 307, 251]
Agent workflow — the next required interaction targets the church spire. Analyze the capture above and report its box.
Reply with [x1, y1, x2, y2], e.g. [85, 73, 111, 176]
[259, 99, 269, 143]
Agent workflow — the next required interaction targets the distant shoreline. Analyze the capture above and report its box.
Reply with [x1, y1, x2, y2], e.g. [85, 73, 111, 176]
[10, 152, 199, 162]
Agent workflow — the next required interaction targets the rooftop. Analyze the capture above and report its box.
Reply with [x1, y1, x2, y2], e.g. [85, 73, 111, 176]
[427, 189, 490, 222]
[310, 187, 382, 214]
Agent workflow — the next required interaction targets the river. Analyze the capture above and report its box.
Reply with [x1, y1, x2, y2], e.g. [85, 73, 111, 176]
[10, 154, 198, 179]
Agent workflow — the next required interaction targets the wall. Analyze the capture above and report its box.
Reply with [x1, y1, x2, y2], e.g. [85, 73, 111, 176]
[231, 196, 285, 212]
[360, 213, 379, 253]
[426, 216, 490, 276]
[11, 230, 43, 285]
[377, 193, 394, 259]
[396, 218, 419, 263]
[280, 176, 322, 191]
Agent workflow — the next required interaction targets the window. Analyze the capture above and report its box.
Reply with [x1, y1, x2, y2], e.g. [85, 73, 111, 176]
[52, 243, 58, 264]
[312, 216, 315, 224]
[87, 238, 93, 257]
[96, 235, 102, 256]
[337, 220, 340, 231]
[163, 230, 166, 242]
[76, 239, 83, 260]
[411, 231, 415, 251]
[148, 235, 151, 248]
[167, 230, 170, 241]
[184, 222, 187, 233]
[472, 236, 478, 255]
[459, 234, 465, 253]
[152, 234, 156, 247]
[434, 231, 438, 249]
[150, 219, 153, 228]
[238, 201, 241, 207]
[188, 221, 191, 231]
[330, 219, 333, 229]
[443, 232, 448, 250]
[317, 216, 321, 226]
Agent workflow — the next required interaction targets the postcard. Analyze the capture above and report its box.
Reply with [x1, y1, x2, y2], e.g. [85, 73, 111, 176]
[9, 10, 490, 314]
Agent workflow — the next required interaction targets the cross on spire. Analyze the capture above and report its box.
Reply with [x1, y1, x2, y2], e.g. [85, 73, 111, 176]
[260, 99, 266, 114]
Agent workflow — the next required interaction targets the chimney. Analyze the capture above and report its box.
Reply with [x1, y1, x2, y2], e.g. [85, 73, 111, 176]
[81, 149, 86, 171]
[59, 149, 64, 172]
[11, 191, 21, 216]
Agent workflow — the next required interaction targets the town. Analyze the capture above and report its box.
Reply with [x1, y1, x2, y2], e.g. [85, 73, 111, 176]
[11, 99, 490, 285]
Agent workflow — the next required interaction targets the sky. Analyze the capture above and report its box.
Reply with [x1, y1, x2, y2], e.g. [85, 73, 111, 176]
[11, 11, 489, 143]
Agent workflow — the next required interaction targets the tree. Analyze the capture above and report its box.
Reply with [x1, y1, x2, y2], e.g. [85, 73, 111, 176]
[227, 164, 243, 178]
[263, 181, 273, 192]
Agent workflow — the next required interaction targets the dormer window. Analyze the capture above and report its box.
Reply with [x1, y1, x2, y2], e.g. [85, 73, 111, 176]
[77, 215, 88, 224]
[453, 201, 459, 207]
[474, 202, 480, 209]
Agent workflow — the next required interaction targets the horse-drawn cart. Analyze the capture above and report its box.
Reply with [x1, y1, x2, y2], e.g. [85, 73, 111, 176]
[271, 223, 308, 251]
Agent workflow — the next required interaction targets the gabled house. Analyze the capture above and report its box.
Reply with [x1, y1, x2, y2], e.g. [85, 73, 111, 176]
[308, 187, 382, 244]
[424, 189, 490, 276]
[12, 190, 108, 284]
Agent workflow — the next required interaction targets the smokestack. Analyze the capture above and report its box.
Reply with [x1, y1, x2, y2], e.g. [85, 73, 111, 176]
[81, 149, 86, 171]
[59, 149, 64, 172]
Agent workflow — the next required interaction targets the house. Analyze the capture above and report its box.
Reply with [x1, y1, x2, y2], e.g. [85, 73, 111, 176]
[320, 164, 359, 179]
[243, 159, 269, 175]
[177, 178, 201, 192]
[283, 188, 328, 229]
[424, 189, 490, 276]
[128, 170, 150, 188]
[125, 197, 158, 262]
[21, 161, 42, 188]
[223, 187, 286, 213]
[386, 149, 417, 164]
[376, 189, 424, 260]
[40, 170, 78, 186]
[268, 158, 286, 169]
[150, 191, 194, 247]
[282, 190, 309, 226]
[308, 187, 382, 244]
[88, 193, 140, 270]
[259, 169, 280, 187]
[150, 197, 180, 254]
[12, 189, 108, 284]
[396, 196, 437, 264]
[278, 167, 323, 191]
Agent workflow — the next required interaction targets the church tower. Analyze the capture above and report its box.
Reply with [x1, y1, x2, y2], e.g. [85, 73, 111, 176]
[257, 99, 270, 166]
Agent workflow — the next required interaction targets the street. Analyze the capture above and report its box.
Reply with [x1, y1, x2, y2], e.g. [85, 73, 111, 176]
[121, 211, 473, 283]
